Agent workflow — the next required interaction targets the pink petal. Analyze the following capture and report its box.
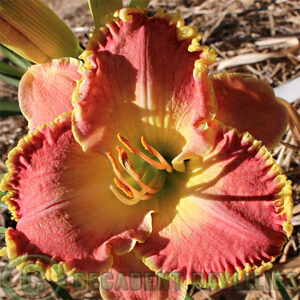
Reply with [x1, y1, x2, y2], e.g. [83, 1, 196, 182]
[212, 73, 288, 148]
[72, 9, 216, 153]
[100, 251, 187, 300]
[1, 113, 157, 273]
[136, 121, 293, 287]
[19, 58, 81, 129]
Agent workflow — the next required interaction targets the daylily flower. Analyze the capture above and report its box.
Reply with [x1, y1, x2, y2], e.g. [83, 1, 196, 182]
[0, 2, 295, 300]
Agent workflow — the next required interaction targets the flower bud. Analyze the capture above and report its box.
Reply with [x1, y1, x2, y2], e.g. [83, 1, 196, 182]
[0, 0, 82, 63]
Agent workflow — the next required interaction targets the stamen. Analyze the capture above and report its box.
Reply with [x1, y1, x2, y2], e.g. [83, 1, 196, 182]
[107, 135, 172, 205]
[114, 177, 152, 200]
[141, 137, 173, 173]
[113, 178, 133, 198]
[110, 185, 141, 206]
[107, 153, 138, 196]
[118, 134, 173, 173]
[116, 147, 160, 194]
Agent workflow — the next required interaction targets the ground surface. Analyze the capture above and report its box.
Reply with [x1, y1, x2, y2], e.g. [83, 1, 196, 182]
[0, 0, 299, 299]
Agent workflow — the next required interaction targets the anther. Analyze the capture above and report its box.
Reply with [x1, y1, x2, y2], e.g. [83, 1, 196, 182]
[107, 135, 172, 205]
[110, 185, 142, 206]
[117, 134, 173, 173]
[116, 147, 160, 195]
[141, 137, 173, 173]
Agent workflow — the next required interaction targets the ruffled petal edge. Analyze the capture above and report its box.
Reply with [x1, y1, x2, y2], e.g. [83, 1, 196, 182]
[138, 124, 293, 288]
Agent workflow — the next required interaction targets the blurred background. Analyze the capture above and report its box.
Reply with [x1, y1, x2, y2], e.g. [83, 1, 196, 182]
[0, 0, 299, 299]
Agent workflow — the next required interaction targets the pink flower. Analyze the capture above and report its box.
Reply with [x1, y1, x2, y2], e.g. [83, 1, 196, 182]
[0, 4, 293, 299]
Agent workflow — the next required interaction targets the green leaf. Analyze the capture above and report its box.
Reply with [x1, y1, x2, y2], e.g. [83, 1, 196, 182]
[128, 0, 150, 8]
[0, 44, 32, 71]
[0, 73, 20, 87]
[0, 226, 7, 234]
[0, 98, 21, 114]
[0, 61, 24, 78]
[48, 282, 76, 300]
[274, 273, 292, 300]
[0, 98, 21, 118]
[88, 0, 123, 28]
[185, 295, 195, 300]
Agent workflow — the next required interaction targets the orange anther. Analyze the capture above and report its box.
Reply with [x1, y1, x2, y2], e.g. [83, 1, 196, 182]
[107, 135, 171, 205]
[118, 134, 173, 172]
[141, 136, 173, 173]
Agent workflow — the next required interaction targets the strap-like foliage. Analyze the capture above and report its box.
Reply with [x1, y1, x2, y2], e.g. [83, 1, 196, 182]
[88, 0, 123, 29]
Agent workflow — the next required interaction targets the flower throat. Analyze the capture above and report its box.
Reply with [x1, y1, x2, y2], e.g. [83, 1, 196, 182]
[107, 134, 173, 205]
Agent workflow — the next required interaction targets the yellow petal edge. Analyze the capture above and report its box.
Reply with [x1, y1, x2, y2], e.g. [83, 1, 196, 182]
[138, 127, 293, 289]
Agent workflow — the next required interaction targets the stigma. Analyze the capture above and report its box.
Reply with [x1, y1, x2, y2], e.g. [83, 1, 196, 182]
[107, 134, 172, 205]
